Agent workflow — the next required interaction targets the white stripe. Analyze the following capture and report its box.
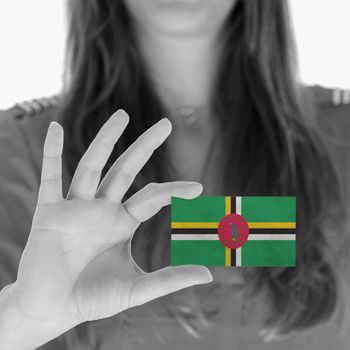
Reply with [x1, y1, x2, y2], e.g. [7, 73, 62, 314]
[236, 196, 242, 215]
[172, 234, 218, 240]
[248, 234, 295, 240]
[236, 247, 242, 266]
[172, 234, 295, 241]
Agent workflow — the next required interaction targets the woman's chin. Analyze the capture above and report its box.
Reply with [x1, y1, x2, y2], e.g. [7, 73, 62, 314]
[124, 0, 237, 37]
[143, 7, 213, 36]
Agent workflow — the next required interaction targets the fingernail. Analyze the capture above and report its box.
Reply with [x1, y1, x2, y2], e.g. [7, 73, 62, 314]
[113, 110, 129, 123]
[49, 121, 61, 129]
[188, 183, 203, 194]
[264, 331, 276, 343]
[48, 121, 63, 137]
[158, 118, 172, 131]
[197, 267, 213, 283]
[204, 271, 213, 283]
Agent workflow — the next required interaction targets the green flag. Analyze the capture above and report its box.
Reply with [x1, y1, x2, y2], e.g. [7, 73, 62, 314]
[171, 196, 296, 267]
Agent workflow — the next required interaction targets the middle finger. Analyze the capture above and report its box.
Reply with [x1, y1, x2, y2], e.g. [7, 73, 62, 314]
[66, 110, 129, 200]
[96, 118, 172, 203]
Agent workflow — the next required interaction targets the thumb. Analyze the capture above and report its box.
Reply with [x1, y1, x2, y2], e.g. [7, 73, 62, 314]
[130, 265, 213, 307]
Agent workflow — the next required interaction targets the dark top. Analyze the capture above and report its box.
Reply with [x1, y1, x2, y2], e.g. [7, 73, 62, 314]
[0, 86, 349, 349]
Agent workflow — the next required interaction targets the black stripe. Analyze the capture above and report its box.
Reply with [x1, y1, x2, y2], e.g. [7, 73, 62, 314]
[230, 249, 236, 267]
[228, 197, 235, 266]
[171, 228, 217, 235]
[230, 196, 235, 214]
[249, 228, 295, 235]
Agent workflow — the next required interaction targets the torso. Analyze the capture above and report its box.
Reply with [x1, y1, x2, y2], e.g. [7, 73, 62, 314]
[1, 87, 350, 349]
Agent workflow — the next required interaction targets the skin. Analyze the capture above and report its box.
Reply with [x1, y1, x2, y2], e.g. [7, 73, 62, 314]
[124, 0, 236, 37]
[0, 0, 240, 348]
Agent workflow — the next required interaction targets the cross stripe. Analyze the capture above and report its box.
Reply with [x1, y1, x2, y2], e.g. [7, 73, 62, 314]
[171, 228, 217, 235]
[171, 222, 296, 229]
[172, 234, 218, 240]
[248, 234, 295, 240]
[235, 196, 242, 266]
[225, 196, 233, 266]
[248, 228, 295, 235]
[171, 234, 296, 241]
[230, 196, 236, 266]
[171, 228, 297, 237]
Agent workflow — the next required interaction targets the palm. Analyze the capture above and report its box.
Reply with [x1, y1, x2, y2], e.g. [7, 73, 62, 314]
[57, 198, 141, 321]
[20, 198, 138, 321]
[60, 199, 140, 303]
[71, 239, 139, 322]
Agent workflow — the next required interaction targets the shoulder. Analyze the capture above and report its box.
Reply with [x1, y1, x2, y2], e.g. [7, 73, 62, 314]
[305, 85, 350, 201]
[0, 95, 60, 148]
[304, 84, 350, 140]
[307, 84, 350, 108]
[0, 95, 59, 126]
[0, 96, 73, 197]
[0, 96, 61, 181]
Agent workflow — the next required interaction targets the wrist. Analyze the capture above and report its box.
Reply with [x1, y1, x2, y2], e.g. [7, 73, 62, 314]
[0, 283, 34, 349]
[0, 282, 72, 349]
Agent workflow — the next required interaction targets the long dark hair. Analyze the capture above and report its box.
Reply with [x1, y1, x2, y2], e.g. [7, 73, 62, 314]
[57, 0, 348, 346]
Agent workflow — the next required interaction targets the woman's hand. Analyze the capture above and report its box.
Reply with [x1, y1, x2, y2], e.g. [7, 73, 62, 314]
[0, 110, 212, 349]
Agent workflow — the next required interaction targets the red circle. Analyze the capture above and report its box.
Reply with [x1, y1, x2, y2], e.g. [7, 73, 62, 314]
[217, 213, 249, 249]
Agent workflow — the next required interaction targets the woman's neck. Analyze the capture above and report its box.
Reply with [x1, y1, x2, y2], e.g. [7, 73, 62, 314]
[135, 28, 220, 116]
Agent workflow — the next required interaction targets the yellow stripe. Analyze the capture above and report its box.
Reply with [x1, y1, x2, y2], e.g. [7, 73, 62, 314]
[225, 196, 231, 215]
[225, 197, 234, 266]
[171, 222, 219, 229]
[171, 222, 296, 229]
[248, 222, 296, 229]
[225, 248, 231, 266]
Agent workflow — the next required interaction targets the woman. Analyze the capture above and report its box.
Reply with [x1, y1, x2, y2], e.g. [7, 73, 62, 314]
[0, 0, 349, 349]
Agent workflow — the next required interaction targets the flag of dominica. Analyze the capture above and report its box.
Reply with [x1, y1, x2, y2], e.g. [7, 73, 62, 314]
[171, 196, 296, 267]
